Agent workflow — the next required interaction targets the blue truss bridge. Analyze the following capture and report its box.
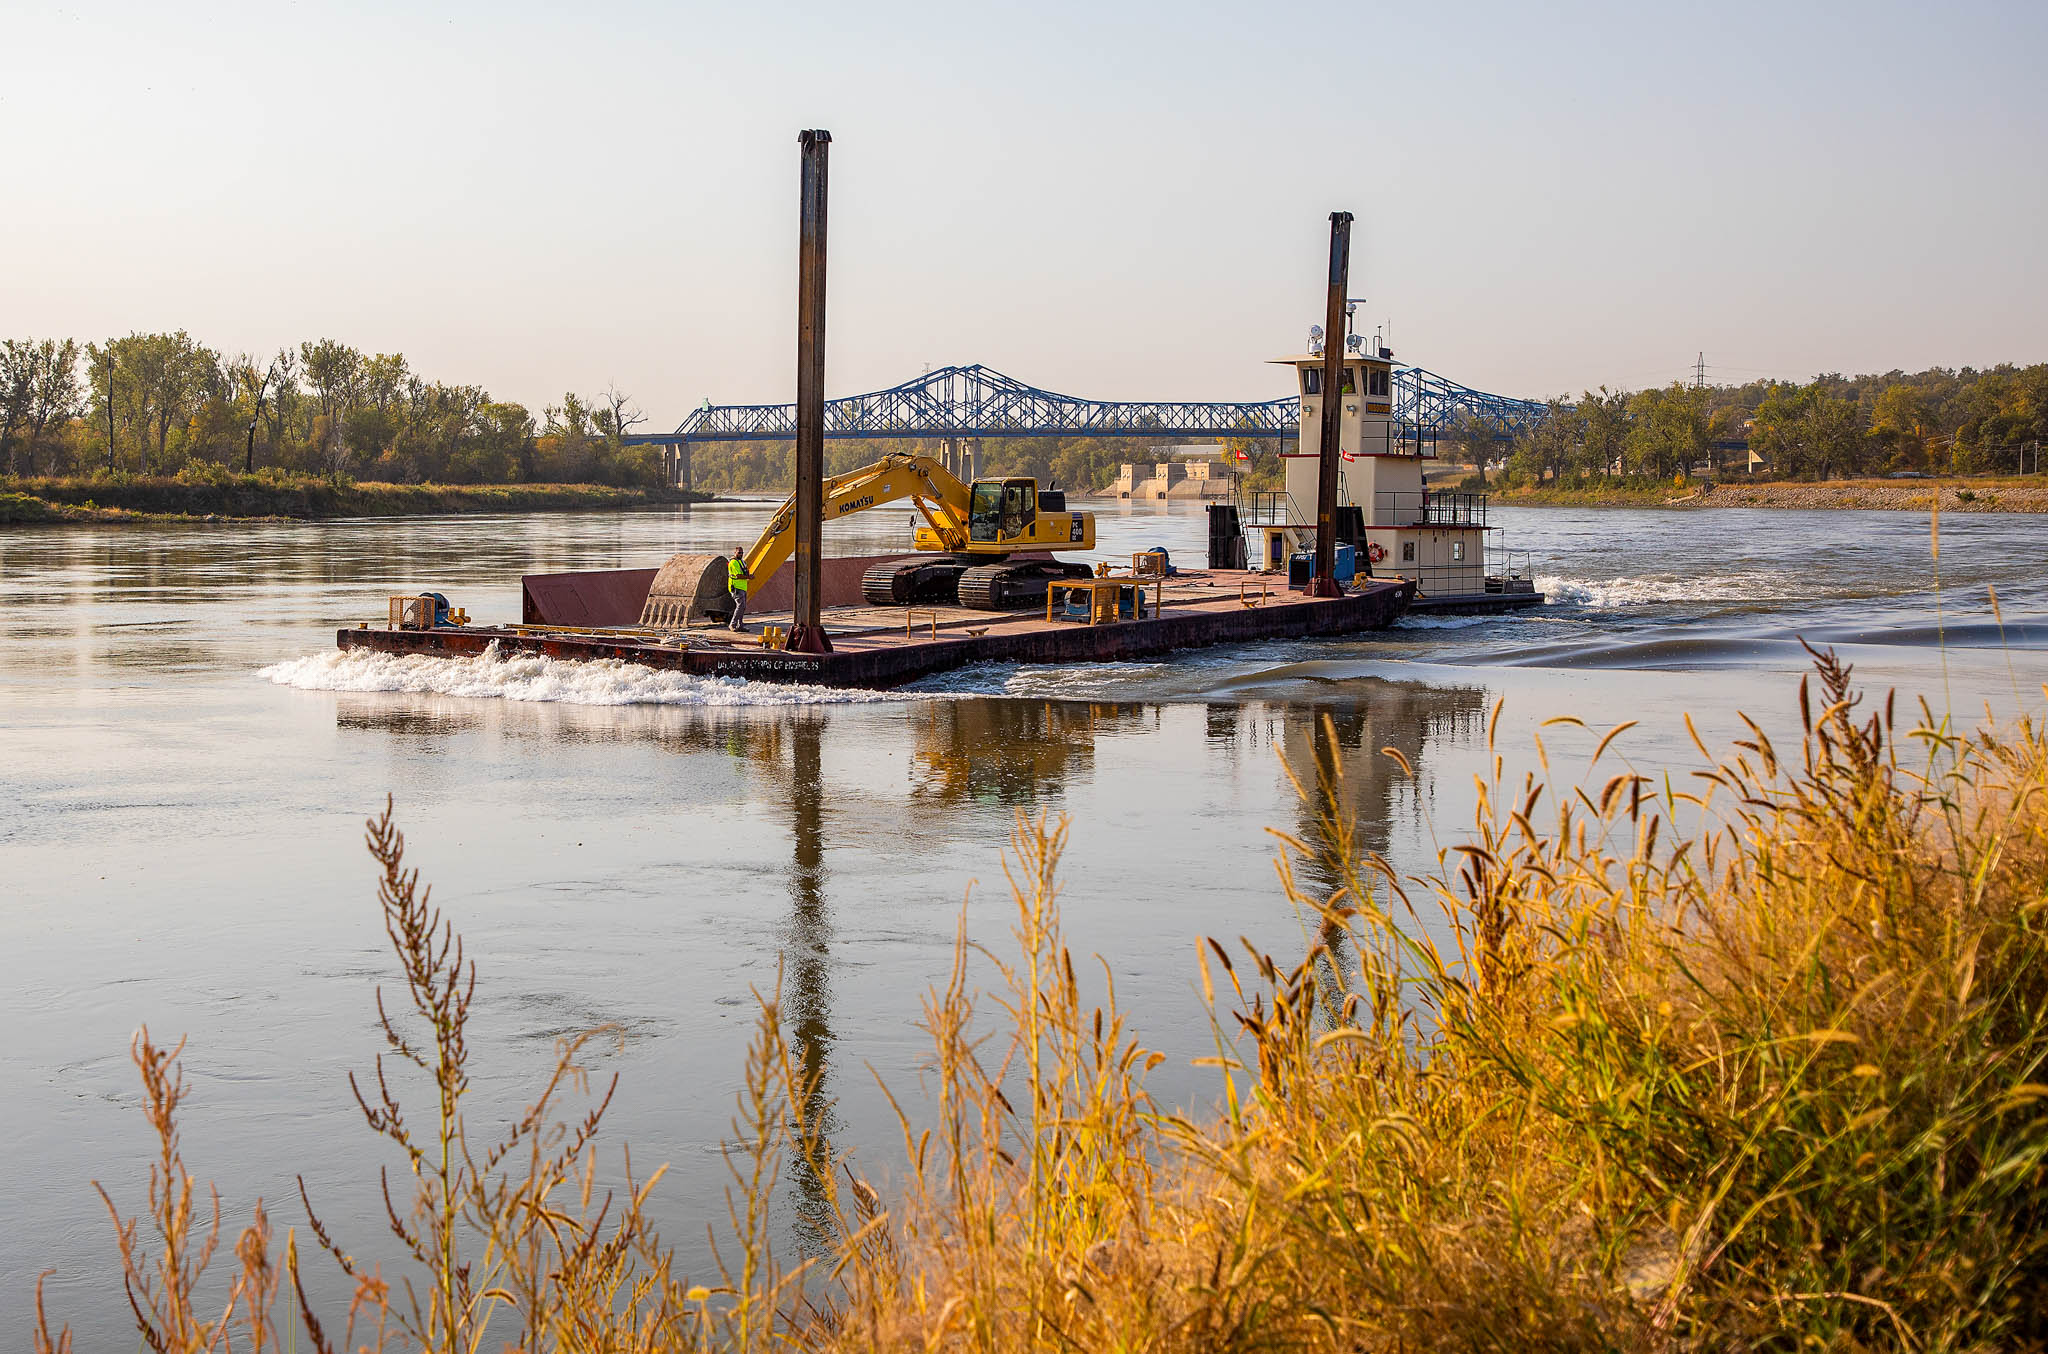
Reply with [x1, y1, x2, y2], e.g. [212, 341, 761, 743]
[627, 363, 1549, 454]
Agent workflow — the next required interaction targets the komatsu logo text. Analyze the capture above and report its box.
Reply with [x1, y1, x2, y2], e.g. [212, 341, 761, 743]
[837, 496, 874, 513]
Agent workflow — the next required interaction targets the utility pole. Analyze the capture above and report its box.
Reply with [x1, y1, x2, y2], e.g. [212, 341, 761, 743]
[787, 129, 833, 654]
[1309, 211, 1352, 598]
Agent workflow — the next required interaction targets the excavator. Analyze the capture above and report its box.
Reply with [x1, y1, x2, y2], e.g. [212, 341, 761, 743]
[639, 453, 1097, 626]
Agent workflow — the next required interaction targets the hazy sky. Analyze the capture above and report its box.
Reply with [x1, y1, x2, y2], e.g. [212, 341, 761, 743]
[4, 0, 2043, 424]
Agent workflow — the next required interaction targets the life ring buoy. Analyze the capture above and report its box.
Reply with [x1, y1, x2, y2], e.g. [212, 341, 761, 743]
[1365, 541, 1387, 564]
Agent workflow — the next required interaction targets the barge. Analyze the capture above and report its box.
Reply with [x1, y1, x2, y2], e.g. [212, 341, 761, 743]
[335, 330, 1542, 689]
[341, 559, 1416, 691]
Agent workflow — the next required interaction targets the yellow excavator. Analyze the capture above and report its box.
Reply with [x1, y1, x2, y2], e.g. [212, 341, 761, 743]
[645, 453, 1097, 623]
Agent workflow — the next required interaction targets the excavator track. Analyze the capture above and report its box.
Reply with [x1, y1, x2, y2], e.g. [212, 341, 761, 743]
[956, 559, 1094, 611]
[860, 558, 973, 608]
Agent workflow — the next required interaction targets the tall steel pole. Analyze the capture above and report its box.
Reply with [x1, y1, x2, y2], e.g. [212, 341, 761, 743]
[788, 129, 834, 654]
[1309, 211, 1353, 597]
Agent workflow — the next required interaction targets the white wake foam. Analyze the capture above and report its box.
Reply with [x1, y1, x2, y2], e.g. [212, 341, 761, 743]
[1537, 571, 1809, 609]
[259, 645, 896, 707]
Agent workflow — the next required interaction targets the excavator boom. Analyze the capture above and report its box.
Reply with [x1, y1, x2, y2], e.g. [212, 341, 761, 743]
[740, 454, 973, 585]
[638, 451, 1095, 625]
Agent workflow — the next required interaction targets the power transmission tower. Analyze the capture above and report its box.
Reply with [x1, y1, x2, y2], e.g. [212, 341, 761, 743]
[1692, 352, 1707, 389]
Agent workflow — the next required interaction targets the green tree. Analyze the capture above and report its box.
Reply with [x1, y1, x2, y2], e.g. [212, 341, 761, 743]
[1751, 383, 1866, 479]
[299, 338, 363, 473]
[1576, 387, 1632, 479]
[123, 331, 217, 473]
[446, 401, 531, 483]
[1504, 398, 1579, 485]
[1867, 383, 1933, 472]
[1624, 383, 1709, 481]
[0, 340, 35, 475]
[539, 392, 595, 482]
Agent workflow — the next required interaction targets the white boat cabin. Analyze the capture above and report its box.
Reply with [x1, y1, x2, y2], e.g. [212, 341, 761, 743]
[1247, 344, 1489, 597]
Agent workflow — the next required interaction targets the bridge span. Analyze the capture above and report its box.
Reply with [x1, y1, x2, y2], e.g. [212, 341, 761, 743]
[626, 362, 1548, 485]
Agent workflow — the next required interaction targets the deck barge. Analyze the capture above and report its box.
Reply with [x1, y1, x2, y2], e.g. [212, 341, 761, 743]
[339, 568, 1417, 691]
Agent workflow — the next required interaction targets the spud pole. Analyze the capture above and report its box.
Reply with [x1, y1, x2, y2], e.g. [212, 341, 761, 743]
[788, 129, 834, 654]
[1310, 211, 1352, 598]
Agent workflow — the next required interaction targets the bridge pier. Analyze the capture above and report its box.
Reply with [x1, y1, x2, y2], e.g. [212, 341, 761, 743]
[937, 436, 980, 480]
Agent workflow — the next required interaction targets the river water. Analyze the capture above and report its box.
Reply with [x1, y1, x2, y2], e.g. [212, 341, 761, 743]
[4, 500, 2043, 1341]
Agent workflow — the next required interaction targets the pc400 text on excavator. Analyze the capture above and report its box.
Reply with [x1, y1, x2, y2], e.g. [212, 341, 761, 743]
[642, 453, 1097, 626]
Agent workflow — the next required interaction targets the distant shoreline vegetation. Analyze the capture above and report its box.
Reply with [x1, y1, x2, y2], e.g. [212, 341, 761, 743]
[0, 332, 674, 489]
[9, 333, 2042, 507]
[0, 471, 704, 525]
[1482, 362, 2048, 489]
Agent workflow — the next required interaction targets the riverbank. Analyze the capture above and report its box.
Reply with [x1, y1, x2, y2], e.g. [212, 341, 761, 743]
[0, 474, 709, 524]
[1491, 475, 2048, 512]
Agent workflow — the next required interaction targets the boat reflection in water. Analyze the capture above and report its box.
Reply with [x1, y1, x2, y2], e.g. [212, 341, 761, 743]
[323, 674, 1491, 1265]
[910, 698, 1153, 809]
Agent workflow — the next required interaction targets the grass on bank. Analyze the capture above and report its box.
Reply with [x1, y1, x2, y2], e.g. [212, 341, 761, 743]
[2, 466, 705, 523]
[35, 652, 2048, 1352]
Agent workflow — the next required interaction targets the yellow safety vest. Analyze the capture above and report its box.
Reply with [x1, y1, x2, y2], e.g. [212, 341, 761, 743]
[727, 559, 749, 593]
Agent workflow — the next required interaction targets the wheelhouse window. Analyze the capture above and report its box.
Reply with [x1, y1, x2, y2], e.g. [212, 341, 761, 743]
[1301, 368, 1322, 396]
[1367, 367, 1390, 398]
[1340, 367, 1358, 395]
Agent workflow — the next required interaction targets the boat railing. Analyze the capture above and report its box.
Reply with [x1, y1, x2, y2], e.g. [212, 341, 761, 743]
[1373, 490, 1488, 527]
[1369, 561, 1487, 596]
[1238, 489, 1308, 527]
[1487, 544, 1534, 579]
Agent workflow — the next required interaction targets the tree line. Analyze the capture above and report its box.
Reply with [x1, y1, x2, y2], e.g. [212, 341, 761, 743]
[0, 333, 667, 487]
[30, 333, 2026, 496]
[1492, 362, 2048, 486]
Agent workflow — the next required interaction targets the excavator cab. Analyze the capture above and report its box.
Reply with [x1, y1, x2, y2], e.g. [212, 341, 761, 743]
[968, 480, 1002, 542]
[967, 479, 1039, 543]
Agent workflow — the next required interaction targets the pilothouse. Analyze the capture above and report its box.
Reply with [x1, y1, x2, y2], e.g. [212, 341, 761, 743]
[1216, 325, 1535, 604]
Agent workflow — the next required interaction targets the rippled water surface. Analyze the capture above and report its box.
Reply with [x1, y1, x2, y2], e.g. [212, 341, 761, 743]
[4, 500, 2043, 1339]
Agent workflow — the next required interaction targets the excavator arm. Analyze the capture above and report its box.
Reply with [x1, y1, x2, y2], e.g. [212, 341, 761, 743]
[638, 451, 1092, 624]
[738, 453, 974, 584]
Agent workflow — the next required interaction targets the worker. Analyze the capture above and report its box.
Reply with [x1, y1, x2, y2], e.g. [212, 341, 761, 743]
[727, 549, 750, 631]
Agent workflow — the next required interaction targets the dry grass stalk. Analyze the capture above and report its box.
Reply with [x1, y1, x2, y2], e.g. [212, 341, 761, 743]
[41, 657, 2048, 1352]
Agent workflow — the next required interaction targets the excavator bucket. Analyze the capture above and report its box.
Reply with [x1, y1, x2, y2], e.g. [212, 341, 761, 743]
[639, 553, 732, 628]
